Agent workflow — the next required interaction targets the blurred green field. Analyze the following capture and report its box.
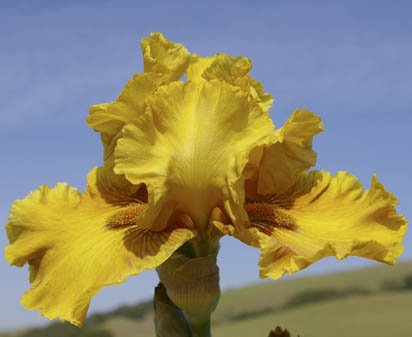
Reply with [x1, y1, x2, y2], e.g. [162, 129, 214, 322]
[3, 261, 412, 337]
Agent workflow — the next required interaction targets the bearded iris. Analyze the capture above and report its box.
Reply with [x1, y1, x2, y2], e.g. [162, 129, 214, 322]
[5, 33, 407, 334]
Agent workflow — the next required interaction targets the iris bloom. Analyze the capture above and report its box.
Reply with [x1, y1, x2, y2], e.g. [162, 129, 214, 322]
[5, 33, 407, 327]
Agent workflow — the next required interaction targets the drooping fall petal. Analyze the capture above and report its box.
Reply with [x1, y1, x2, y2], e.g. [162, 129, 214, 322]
[114, 80, 275, 231]
[5, 168, 195, 326]
[243, 171, 407, 279]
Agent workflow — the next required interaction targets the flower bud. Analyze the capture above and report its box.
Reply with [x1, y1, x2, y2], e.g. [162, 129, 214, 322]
[156, 252, 220, 325]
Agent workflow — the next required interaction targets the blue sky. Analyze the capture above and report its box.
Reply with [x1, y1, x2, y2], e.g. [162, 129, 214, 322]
[1, 0, 411, 331]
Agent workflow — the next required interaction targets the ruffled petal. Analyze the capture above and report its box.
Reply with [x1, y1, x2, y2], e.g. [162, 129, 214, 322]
[255, 109, 323, 195]
[141, 32, 191, 81]
[114, 80, 275, 230]
[88, 33, 191, 141]
[5, 168, 195, 326]
[87, 72, 165, 193]
[242, 171, 407, 279]
[87, 72, 163, 138]
[187, 54, 273, 113]
[186, 55, 215, 82]
[202, 54, 252, 84]
[248, 77, 273, 114]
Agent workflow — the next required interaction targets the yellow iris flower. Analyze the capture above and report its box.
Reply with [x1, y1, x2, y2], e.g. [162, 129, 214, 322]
[5, 33, 407, 327]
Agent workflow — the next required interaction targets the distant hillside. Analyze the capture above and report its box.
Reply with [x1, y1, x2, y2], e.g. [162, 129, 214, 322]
[2, 262, 412, 337]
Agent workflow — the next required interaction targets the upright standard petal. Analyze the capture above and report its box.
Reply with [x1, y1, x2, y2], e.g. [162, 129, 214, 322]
[115, 80, 275, 231]
[252, 109, 323, 195]
[5, 168, 195, 326]
[87, 72, 163, 139]
[88, 33, 191, 139]
[187, 54, 273, 113]
[186, 55, 215, 82]
[141, 32, 191, 81]
[241, 171, 407, 279]
[87, 73, 164, 193]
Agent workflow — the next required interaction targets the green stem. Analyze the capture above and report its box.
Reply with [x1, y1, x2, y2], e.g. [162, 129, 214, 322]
[178, 236, 220, 258]
[157, 236, 220, 337]
[190, 318, 211, 337]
